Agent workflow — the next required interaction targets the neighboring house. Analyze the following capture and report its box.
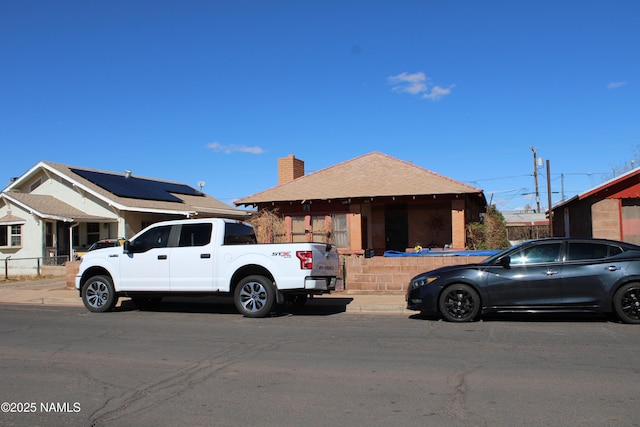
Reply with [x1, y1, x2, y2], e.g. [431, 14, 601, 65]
[502, 211, 549, 245]
[552, 167, 640, 244]
[0, 161, 249, 264]
[235, 152, 487, 255]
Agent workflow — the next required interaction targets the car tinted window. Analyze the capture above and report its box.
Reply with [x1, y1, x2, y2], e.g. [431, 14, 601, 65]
[509, 242, 562, 265]
[566, 242, 609, 261]
[178, 223, 212, 247]
[132, 225, 172, 252]
[566, 242, 627, 260]
[609, 245, 624, 257]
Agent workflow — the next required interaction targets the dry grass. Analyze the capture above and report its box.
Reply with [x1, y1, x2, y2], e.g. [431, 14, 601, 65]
[246, 208, 286, 243]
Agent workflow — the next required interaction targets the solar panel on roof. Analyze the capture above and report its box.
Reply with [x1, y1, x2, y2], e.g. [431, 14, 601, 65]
[70, 168, 204, 203]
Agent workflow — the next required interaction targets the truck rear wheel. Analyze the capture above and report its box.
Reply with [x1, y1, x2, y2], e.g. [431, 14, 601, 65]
[234, 275, 275, 318]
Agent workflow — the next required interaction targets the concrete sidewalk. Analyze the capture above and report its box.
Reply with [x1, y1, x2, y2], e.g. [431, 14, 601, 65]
[0, 277, 412, 315]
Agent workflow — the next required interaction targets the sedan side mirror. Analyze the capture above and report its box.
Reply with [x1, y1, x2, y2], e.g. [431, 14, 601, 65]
[499, 255, 511, 269]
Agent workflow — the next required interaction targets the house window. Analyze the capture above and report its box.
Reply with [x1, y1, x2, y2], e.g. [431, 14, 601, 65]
[331, 214, 348, 248]
[311, 216, 327, 243]
[87, 223, 100, 245]
[46, 222, 54, 247]
[10, 225, 22, 247]
[0, 225, 22, 247]
[291, 217, 307, 243]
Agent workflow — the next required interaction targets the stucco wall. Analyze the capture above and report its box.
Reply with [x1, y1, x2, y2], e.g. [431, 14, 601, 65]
[0, 204, 42, 259]
[591, 198, 621, 240]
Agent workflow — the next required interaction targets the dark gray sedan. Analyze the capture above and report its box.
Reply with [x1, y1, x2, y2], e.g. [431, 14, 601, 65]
[406, 238, 640, 323]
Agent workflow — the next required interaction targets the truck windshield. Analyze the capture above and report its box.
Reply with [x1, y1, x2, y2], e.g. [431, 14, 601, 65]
[224, 222, 258, 245]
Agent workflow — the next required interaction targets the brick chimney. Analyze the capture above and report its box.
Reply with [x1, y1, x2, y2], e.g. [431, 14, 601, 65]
[278, 154, 304, 185]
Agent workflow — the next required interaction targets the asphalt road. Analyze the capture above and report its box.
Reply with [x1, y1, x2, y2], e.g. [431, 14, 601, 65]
[1, 302, 639, 427]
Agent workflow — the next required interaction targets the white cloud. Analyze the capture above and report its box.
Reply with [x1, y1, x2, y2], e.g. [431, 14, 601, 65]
[207, 142, 265, 154]
[388, 71, 453, 101]
[607, 81, 627, 90]
[422, 85, 454, 101]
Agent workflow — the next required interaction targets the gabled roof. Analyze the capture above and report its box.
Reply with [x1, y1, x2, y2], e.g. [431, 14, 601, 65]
[3, 161, 248, 219]
[0, 213, 26, 225]
[235, 152, 483, 205]
[552, 167, 640, 211]
[2, 192, 111, 222]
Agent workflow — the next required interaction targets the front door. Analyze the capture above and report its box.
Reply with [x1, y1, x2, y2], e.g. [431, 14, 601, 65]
[385, 206, 408, 252]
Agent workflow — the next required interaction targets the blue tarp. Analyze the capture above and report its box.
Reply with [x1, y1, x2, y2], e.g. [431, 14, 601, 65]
[383, 249, 500, 257]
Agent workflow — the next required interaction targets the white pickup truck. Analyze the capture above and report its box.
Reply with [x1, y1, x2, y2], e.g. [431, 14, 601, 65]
[75, 218, 340, 317]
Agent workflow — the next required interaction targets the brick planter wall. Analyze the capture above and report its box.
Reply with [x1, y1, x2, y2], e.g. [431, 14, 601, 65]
[65, 261, 80, 289]
[343, 256, 488, 292]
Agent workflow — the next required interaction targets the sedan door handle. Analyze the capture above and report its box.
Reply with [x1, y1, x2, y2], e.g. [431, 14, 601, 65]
[157, 255, 167, 260]
[608, 266, 621, 271]
[546, 269, 559, 275]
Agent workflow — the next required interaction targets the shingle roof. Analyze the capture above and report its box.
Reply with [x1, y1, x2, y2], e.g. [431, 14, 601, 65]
[235, 152, 483, 205]
[14, 162, 248, 218]
[2, 192, 111, 222]
[0, 213, 26, 224]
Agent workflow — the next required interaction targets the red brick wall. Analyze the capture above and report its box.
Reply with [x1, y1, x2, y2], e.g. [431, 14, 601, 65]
[343, 256, 487, 292]
[65, 261, 80, 289]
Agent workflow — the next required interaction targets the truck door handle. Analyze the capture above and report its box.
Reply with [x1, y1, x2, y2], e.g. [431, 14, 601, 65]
[157, 255, 167, 260]
[200, 253, 211, 259]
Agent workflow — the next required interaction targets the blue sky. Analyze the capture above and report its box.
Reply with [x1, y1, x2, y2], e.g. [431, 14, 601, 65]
[2, 1, 638, 212]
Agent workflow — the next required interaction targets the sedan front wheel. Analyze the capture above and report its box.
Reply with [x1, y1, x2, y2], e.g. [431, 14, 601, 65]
[438, 284, 480, 322]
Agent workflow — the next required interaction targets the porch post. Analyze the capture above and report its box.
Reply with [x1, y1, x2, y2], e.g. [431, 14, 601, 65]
[451, 199, 466, 249]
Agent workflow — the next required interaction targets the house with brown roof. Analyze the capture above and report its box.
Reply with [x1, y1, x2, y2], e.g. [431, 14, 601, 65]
[0, 161, 249, 266]
[551, 167, 640, 243]
[235, 152, 487, 255]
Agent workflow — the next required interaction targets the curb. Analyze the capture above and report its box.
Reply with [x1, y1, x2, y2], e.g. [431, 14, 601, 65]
[0, 278, 411, 315]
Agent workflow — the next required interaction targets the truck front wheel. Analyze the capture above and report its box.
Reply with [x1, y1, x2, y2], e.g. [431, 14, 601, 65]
[234, 275, 275, 318]
[82, 275, 118, 313]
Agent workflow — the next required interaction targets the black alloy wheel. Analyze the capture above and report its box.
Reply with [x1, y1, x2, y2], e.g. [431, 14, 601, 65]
[613, 283, 640, 324]
[438, 284, 481, 322]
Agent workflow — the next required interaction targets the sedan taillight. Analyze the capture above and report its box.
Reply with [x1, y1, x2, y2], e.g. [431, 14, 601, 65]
[296, 251, 313, 270]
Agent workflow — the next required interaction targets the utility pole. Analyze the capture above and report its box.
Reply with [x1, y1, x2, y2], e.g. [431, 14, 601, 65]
[546, 159, 553, 237]
[531, 147, 541, 213]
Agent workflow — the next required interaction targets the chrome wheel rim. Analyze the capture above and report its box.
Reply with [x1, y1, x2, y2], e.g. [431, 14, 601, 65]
[85, 280, 110, 309]
[238, 281, 268, 313]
